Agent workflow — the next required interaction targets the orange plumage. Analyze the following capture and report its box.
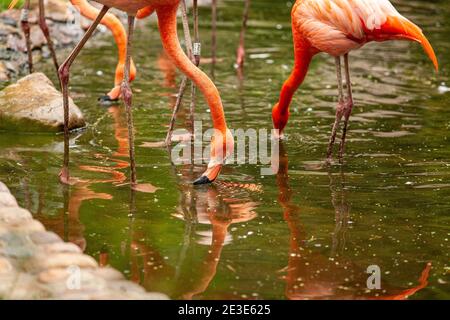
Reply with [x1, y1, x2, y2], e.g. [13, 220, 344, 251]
[273, 0, 438, 159]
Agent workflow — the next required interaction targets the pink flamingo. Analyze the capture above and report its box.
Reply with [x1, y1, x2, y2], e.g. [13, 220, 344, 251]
[9, 0, 138, 101]
[272, 0, 438, 161]
[10, 0, 234, 187]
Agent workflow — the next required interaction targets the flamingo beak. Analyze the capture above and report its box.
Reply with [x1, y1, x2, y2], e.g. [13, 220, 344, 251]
[193, 164, 222, 185]
[193, 129, 233, 185]
[384, 17, 439, 71]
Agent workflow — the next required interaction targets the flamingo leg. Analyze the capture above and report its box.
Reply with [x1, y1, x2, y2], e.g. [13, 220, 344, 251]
[166, 77, 188, 146]
[326, 56, 345, 161]
[211, 0, 217, 79]
[339, 53, 354, 160]
[58, 6, 110, 184]
[122, 15, 138, 188]
[190, 0, 200, 131]
[236, 0, 251, 69]
[21, 0, 33, 74]
[38, 0, 59, 76]
[165, 0, 194, 146]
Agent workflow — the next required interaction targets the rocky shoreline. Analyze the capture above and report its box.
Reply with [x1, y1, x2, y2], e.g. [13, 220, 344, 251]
[0, 0, 89, 82]
[0, 0, 214, 83]
[0, 181, 168, 300]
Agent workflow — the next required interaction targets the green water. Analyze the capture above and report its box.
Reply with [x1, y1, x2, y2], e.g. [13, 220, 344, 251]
[0, 0, 449, 299]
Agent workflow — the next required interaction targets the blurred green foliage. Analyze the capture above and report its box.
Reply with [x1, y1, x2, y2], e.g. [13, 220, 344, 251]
[0, 0, 22, 11]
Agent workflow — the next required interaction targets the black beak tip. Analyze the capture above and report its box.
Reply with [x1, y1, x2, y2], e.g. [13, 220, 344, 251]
[193, 176, 213, 186]
[98, 95, 118, 105]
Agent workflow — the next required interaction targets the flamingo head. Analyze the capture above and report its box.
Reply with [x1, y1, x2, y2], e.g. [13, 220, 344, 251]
[272, 102, 289, 139]
[194, 129, 234, 185]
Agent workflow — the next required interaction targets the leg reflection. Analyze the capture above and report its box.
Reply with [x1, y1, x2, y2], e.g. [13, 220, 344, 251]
[275, 143, 431, 300]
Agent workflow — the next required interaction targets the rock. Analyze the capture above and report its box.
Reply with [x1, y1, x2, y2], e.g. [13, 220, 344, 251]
[0, 207, 33, 223]
[108, 280, 147, 295]
[0, 192, 18, 207]
[7, 219, 46, 233]
[45, 0, 74, 22]
[0, 257, 13, 274]
[30, 26, 47, 50]
[29, 252, 98, 271]
[0, 61, 9, 82]
[5, 273, 51, 299]
[0, 180, 170, 300]
[29, 231, 63, 245]
[0, 22, 20, 38]
[6, 33, 26, 52]
[0, 73, 85, 132]
[0, 272, 18, 297]
[0, 182, 9, 193]
[38, 267, 70, 284]
[142, 292, 170, 300]
[90, 267, 124, 281]
[40, 242, 81, 254]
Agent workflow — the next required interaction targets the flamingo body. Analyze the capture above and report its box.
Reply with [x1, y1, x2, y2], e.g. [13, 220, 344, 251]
[56, 0, 233, 185]
[93, 0, 170, 13]
[273, 0, 438, 158]
[293, 0, 437, 65]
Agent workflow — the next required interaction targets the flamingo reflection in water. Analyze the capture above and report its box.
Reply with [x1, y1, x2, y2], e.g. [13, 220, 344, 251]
[34, 102, 158, 252]
[274, 143, 431, 300]
[123, 160, 260, 298]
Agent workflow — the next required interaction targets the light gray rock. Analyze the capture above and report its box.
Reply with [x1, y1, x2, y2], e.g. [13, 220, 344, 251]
[0, 257, 13, 274]
[29, 252, 98, 271]
[40, 242, 82, 254]
[29, 231, 63, 245]
[0, 182, 10, 193]
[0, 61, 9, 82]
[0, 207, 33, 223]
[6, 219, 46, 233]
[0, 180, 169, 300]
[0, 73, 85, 132]
[0, 192, 18, 207]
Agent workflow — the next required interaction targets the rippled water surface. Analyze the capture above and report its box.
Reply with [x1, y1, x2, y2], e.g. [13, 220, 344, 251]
[1, 0, 449, 299]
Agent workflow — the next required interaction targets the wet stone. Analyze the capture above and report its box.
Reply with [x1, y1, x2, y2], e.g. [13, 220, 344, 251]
[40, 242, 82, 254]
[0, 73, 85, 132]
[90, 267, 124, 281]
[7, 219, 45, 233]
[0, 182, 9, 192]
[0, 180, 169, 300]
[108, 280, 147, 295]
[0, 207, 33, 223]
[0, 192, 18, 207]
[0, 257, 13, 274]
[6, 273, 50, 300]
[30, 252, 98, 271]
[29, 231, 63, 246]
[0, 61, 9, 82]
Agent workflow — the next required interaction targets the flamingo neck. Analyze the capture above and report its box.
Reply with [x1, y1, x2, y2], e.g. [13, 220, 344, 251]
[277, 47, 312, 116]
[71, 1, 127, 63]
[156, 3, 227, 133]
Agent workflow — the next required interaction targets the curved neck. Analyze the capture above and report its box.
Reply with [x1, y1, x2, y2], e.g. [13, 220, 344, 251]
[71, 0, 127, 63]
[137, 6, 155, 19]
[156, 3, 227, 132]
[277, 45, 313, 115]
